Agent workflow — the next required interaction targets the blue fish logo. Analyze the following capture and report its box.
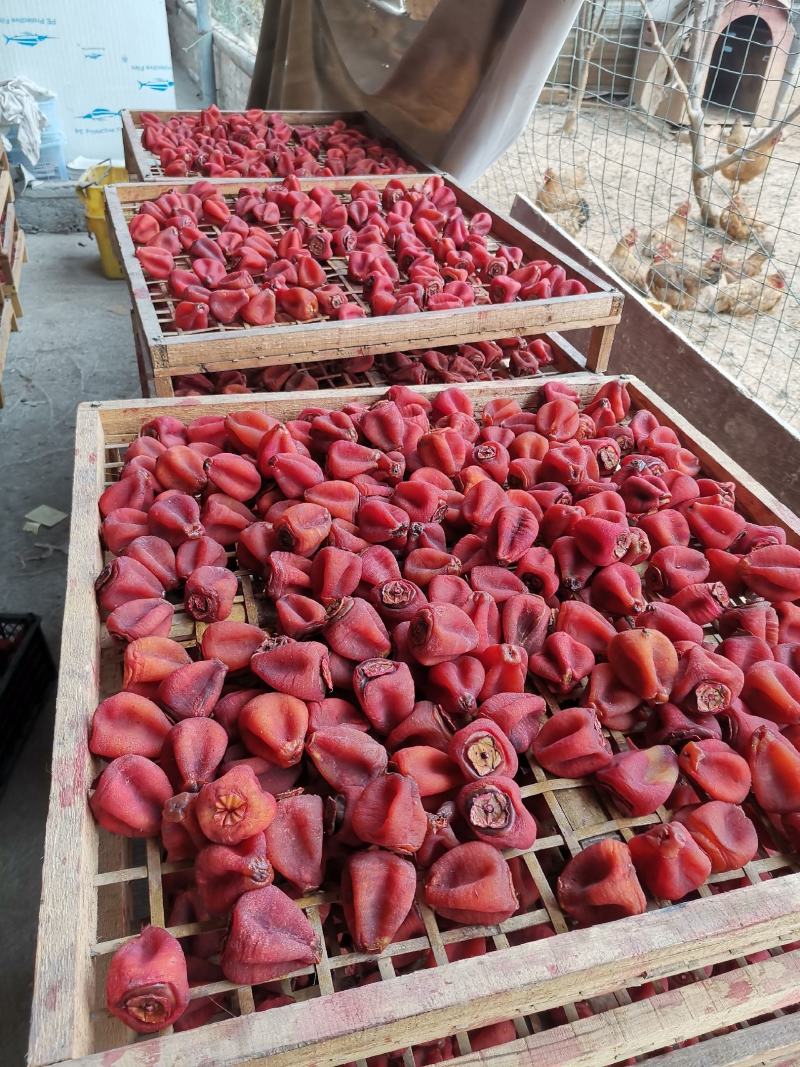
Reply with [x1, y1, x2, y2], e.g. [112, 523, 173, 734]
[4, 33, 57, 47]
[138, 79, 174, 92]
[79, 107, 121, 121]
[84, 51, 103, 60]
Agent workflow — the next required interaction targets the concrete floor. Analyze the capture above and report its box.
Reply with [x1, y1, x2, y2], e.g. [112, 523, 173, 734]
[0, 235, 139, 1063]
[0, 58, 201, 1063]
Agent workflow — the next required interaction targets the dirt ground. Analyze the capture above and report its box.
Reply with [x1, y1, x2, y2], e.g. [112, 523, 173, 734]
[474, 101, 800, 432]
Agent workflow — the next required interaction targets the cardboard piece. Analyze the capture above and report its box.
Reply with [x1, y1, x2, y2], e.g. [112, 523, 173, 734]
[0, 1, 176, 162]
[24, 504, 67, 527]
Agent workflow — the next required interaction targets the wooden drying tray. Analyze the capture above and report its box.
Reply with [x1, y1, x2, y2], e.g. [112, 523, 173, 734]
[129, 309, 587, 399]
[28, 374, 800, 1067]
[106, 174, 623, 397]
[120, 108, 436, 182]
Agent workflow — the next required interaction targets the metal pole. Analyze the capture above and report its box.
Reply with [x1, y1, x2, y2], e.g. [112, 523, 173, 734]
[196, 0, 217, 107]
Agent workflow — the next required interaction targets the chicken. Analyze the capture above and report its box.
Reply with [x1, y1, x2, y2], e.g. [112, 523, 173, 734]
[720, 243, 771, 283]
[714, 272, 786, 316]
[646, 245, 722, 310]
[643, 202, 690, 256]
[536, 166, 588, 213]
[550, 198, 590, 238]
[646, 299, 672, 318]
[721, 133, 782, 192]
[609, 229, 649, 290]
[719, 194, 767, 242]
[726, 115, 747, 156]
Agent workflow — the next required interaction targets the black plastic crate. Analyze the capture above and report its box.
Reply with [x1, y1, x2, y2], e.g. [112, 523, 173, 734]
[0, 614, 55, 787]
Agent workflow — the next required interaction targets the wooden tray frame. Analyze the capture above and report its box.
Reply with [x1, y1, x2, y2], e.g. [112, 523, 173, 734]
[29, 374, 800, 1067]
[0, 170, 22, 408]
[131, 320, 587, 400]
[120, 108, 435, 182]
[0, 293, 17, 408]
[0, 197, 25, 319]
[0, 167, 14, 217]
[106, 174, 623, 398]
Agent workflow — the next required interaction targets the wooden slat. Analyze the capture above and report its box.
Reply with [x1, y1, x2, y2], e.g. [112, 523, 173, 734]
[586, 322, 617, 373]
[138, 330, 584, 398]
[0, 296, 15, 406]
[0, 214, 24, 318]
[120, 110, 145, 179]
[28, 407, 107, 1066]
[92, 835, 135, 1053]
[89, 377, 597, 435]
[443, 950, 800, 1066]
[126, 108, 366, 123]
[0, 200, 17, 272]
[110, 173, 425, 204]
[0, 169, 12, 215]
[644, 1013, 800, 1067]
[47, 878, 800, 1067]
[150, 301, 619, 373]
[105, 191, 163, 352]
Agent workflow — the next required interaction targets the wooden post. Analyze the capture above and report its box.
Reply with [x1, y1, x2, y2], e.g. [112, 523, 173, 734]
[586, 321, 617, 372]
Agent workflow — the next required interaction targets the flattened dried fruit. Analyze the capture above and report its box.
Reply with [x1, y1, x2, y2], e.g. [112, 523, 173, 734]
[457, 775, 537, 850]
[350, 772, 427, 854]
[195, 835, 273, 916]
[448, 718, 518, 780]
[195, 765, 277, 845]
[532, 707, 612, 778]
[424, 842, 518, 925]
[678, 801, 758, 872]
[221, 886, 320, 985]
[238, 693, 309, 767]
[106, 926, 188, 1034]
[628, 822, 711, 901]
[342, 850, 417, 952]
[263, 793, 324, 893]
[90, 755, 172, 838]
[594, 745, 679, 816]
[557, 840, 646, 925]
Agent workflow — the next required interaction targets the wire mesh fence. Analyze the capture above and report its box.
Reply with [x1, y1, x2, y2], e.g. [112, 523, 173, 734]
[209, 0, 263, 50]
[474, 0, 800, 432]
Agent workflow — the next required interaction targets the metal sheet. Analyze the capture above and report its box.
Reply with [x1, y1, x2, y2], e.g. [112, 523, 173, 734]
[247, 0, 583, 183]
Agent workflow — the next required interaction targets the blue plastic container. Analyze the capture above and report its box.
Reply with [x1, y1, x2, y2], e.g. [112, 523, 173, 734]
[8, 95, 68, 180]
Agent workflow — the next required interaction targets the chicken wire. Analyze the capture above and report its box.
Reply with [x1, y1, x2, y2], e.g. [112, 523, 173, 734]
[209, 0, 263, 49]
[474, 0, 800, 432]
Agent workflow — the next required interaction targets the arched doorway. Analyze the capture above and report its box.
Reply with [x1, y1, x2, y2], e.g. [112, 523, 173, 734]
[704, 15, 773, 116]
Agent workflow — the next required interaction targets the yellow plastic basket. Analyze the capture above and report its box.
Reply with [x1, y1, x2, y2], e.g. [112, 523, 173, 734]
[75, 162, 128, 279]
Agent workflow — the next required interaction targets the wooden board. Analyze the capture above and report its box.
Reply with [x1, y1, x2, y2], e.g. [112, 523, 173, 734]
[0, 295, 16, 407]
[28, 374, 800, 1067]
[120, 107, 434, 182]
[136, 329, 586, 398]
[442, 950, 800, 1067]
[105, 174, 623, 391]
[0, 199, 24, 319]
[0, 199, 17, 275]
[0, 167, 13, 210]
